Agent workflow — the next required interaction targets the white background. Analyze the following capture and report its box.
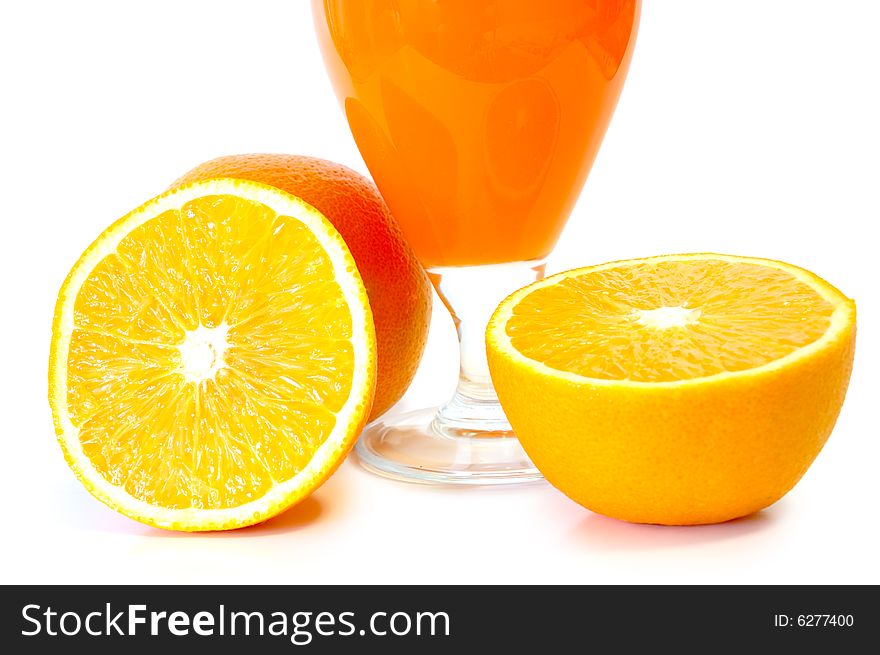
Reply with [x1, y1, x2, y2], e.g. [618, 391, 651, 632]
[1, 0, 878, 584]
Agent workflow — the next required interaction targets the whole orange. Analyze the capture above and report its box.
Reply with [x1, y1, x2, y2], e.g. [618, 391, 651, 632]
[172, 154, 432, 420]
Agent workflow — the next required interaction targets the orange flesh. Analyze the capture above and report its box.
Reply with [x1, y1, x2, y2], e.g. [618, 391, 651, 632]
[507, 260, 835, 382]
[66, 195, 355, 510]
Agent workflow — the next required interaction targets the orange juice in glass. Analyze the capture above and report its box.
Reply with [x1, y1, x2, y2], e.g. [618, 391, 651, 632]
[313, 0, 640, 483]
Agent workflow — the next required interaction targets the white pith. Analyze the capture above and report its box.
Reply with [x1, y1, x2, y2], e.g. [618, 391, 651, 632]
[177, 323, 230, 384]
[634, 305, 702, 330]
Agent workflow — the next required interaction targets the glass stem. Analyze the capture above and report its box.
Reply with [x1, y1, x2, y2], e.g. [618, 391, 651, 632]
[428, 260, 546, 436]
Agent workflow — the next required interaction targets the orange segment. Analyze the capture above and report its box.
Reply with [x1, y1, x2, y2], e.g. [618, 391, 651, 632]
[50, 179, 376, 530]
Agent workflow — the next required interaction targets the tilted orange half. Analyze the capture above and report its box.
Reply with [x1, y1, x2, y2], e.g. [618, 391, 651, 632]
[487, 254, 856, 525]
[49, 179, 377, 531]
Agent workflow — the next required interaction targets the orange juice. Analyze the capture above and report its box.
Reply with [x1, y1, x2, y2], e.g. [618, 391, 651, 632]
[314, 0, 640, 267]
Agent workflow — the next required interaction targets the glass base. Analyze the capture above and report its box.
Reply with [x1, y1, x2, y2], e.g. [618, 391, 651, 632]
[355, 259, 547, 486]
[355, 407, 543, 485]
